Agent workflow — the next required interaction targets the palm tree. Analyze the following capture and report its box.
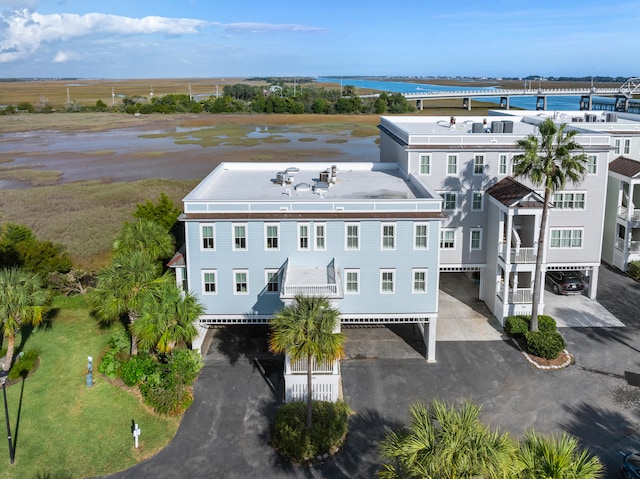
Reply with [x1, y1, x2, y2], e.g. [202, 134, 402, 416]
[131, 281, 203, 355]
[516, 431, 603, 479]
[379, 400, 516, 479]
[112, 219, 175, 263]
[89, 250, 171, 354]
[268, 295, 344, 430]
[0, 268, 49, 371]
[513, 118, 587, 331]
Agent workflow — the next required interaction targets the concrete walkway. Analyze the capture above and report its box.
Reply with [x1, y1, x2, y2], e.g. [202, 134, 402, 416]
[102, 264, 640, 479]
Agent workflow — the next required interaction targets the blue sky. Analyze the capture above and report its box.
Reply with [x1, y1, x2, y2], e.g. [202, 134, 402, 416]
[0, 0, 638, 79]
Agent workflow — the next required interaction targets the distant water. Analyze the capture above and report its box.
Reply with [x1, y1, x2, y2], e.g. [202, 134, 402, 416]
[315, 77, 594, 111]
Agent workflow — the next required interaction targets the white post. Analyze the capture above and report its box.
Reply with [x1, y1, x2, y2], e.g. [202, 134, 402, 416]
[133, 424, 140, 448]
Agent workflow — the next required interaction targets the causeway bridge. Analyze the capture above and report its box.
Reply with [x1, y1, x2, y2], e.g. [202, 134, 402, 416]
[388, 78, 640, 112]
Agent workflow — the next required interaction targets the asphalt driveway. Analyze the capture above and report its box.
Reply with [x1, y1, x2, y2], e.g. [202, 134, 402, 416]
[103, 263, 640, 479]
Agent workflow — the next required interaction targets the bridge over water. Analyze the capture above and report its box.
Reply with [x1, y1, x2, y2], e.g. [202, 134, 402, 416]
[376, 78, 640, 113]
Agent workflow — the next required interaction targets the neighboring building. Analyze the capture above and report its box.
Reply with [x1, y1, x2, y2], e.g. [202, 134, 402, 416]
[603, 156, 640, 271]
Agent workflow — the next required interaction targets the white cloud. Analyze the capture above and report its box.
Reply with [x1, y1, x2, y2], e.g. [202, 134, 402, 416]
[0, 8, 209, 62]
[0, 0, 38, 9]
[52, 50, 81, 63]
[223, 22, 325, 34]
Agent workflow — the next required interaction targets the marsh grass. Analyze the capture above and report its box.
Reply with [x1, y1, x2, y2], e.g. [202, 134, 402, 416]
[298, 137, 317, 142]
[0, 297, 179, 478]
[0, 179, 198, 270]
[0, 167, 62, 186]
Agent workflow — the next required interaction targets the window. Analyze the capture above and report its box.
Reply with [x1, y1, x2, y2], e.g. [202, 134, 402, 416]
[587, 155, 597, 174]
[202, 270, 216, 294]
[552, 192, 586, 210]
[419, 154, 431, 175]
[298, 223, 309, 250]
[315, 223, 326, 250]
[201, 224, 215, 250]
[471, 192, 483, 211]
[412, 269, 427, 293]
[614, 138, 621, 155]
[380, 269, 395, 294]
[265, 224, 279, 250]
[470, 228, 482, 250]
[414, 223, 429, 249]
[499, 154, 508, 175]
[233, 224, 247, 250]
[473, 154, 485, 175]
[345, 269, 359, 294]
[440, 229, 455, 249]
[345, 223, 359, 250]
[550, 229, 583, 248]
[381, 223, 395, 250]
[624, 138, 631, 155]
[447, 155, 458, 175]
[442, 192, 457, 210]
[234, 270, 249, 294]
[265, 269, 279, 293]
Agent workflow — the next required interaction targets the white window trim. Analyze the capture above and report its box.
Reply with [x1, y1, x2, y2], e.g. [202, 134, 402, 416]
[471, 191, 484, 211]
[315, 223, 327, 251]
[499, 154, 508, 175]
[614, 138, 621, 155]
[587, 155, 597, 175]
[446, 154, 458, 176]
[200, 223, 216, 251]
[298, 223, 310, 251]
[473, 154, 485, 175]
[264, 223, 280, 251]
[380, 269, 395, 294]
[549, 228, 584, 249]
[233, 269, 249, 295]
[412, 268, 428, 294]
[381, 223, 396, 250]
[440, 229, 456, 250]
[201, 269, 217, 295]
[414, 222, 429, 250]
[232, 223, 248, 251]
[552, 191, 587, 210]
[440, 192, 457, 211]
[470, 228, 482, 251]
[344, 268, 360, 294]
[345, 223, 360, 250]
[419, 154, 431, 175]
[265, 269, 279, 294]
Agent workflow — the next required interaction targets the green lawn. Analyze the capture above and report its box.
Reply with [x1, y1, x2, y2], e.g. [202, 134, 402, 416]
[0, 295, 180, 479]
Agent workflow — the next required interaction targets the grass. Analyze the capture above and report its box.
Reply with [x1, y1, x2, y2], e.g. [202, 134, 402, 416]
[0, 295, 179, 478]
[0, 178, 198, 270]
[0, 167, 62, 186]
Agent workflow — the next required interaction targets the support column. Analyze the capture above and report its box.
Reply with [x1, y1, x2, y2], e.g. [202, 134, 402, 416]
[588, 266, 599, 300]
[500, 96, 510, 109]
[421, 318, 437, 363]
[536, 96, 547, 110]
[462, 98, 471, 110]
[416, 99, 423, 110]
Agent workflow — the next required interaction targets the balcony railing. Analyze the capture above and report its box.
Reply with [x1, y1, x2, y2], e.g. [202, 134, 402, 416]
[499, 245, 536, 264]
[618, 206, 640, 222]
[288, 357, 336, 374]
[498, 286, 533, 304]
[282, 284, 338, 297]
[616, 238, 640, 252]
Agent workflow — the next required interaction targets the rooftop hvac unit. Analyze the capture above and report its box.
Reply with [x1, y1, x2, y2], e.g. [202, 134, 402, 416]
[276, 171, 292, 185]
[502, 121, 514, 133]
[330, 165, 338, 183]
[572, 117, 583, 122]
[472, 122, 483, 133]
[606, 112, 618, 122]
[585, 114, 597, 122]
[491, 121, 503, 133]
[319, 170, 331, 183]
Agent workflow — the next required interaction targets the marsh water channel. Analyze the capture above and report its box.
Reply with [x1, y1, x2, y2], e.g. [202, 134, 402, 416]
[0, 121, 380, 189]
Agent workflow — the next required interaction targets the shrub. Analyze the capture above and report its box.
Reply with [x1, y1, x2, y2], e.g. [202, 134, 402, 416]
[8, 349, 40, 381]
[537, 315, 557, 332]
[272, 401, 350, 463]
[98, 348, 128, 379]
[166, 348, 203, 385]
[629, 260, 640, 280]
[524, 331, 566, 359]
[504, 315, 529, 337]
[119, 353, 157, 386]
[139, 381, 192, 415]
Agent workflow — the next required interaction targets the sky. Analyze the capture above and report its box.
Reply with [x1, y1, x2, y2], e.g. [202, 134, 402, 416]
[0, 0, 639, 79]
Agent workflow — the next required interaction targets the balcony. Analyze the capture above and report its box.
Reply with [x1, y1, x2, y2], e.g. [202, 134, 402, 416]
[499, 245, 536, 264]
[618, 206, 640, 223]
[497, 286, 533, 304]
[617, 238, 640, 253]
[280, 259, 343, 300]
[287, 357, 337, 374]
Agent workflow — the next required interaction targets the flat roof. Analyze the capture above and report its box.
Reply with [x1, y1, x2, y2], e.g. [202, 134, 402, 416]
[380, 115, 537, 137]
[184, 162, 427, 202]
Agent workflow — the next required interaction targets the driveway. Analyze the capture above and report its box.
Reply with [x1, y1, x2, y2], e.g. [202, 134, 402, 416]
[103, 264, 640, 479]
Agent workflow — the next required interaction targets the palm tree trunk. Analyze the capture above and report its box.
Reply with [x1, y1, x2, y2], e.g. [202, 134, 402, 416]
[530, 187, 552, 331]
[128, 311, 139, 356]
[3, 334, 15, 372]
[306, 355, 313, 431]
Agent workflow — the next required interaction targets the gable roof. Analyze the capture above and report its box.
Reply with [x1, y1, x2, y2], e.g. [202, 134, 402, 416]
[609, 156, 640, 178]
[486, 177, 545, 208]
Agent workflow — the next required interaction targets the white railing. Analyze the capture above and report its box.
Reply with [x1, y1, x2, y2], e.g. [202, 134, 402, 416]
[618, 206, 640, 222]
[616, 238, 640, 252]
[282, 284, 338, 297]
[498, 286, 533, 304]
[500, 245, 536, 264]
[286, 378, 339, 402]
[289, 357, 336, 374]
